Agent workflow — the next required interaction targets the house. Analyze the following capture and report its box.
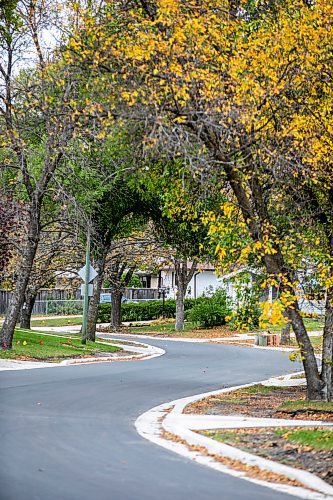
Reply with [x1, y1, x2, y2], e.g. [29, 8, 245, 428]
[218, 267, 325, 314]
[135, 263, 221, 299]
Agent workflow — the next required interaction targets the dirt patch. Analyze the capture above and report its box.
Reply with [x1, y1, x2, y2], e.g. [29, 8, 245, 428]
[202, 427, 333, 486]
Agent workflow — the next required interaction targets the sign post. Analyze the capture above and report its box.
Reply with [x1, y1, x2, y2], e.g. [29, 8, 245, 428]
[81, 231, 92, 344]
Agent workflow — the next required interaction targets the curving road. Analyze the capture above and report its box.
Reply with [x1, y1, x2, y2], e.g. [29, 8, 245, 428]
[0, 339, 302, 500]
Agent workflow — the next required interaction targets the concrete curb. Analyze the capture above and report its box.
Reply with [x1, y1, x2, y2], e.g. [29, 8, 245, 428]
[136, 375, 333, 499]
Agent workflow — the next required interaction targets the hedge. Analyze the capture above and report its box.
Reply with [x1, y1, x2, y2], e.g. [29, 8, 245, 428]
[97, 297, 208, 323]
[186, 288, 232, 328]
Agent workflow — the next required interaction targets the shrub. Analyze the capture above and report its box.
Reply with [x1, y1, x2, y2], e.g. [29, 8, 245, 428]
[187, 302, 230, 328]
[46, 300, 83, 315]
[186, 288, 232, 328]
[97, 297, 211, 323]
[97, 300, 176, 323]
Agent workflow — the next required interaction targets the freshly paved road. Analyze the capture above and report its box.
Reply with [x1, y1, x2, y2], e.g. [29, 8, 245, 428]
[0, 339, 302, 500]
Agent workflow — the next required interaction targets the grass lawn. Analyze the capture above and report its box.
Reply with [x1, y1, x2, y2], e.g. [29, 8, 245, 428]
[275, 428, 333, 450]
[279, 400, 333, 412]
[30, 316, 83, 327]
[261, 318, 324, 333]
[127, 322, 195, 334]
[0, 329, 120, 361]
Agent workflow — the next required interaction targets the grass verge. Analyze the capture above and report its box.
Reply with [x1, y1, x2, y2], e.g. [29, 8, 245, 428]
[0, 329, 120, 361]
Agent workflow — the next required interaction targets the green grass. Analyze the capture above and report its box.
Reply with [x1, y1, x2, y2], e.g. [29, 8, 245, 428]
[30, 316, 83, 327]
[275, 429, 333, 450]
[279, 400, 333, 412]
[258, 318, 324, 333]
[0, 329, 120, 361]
[204, 428, 333, 451]
[244, 384, 283, 394]
[290, 373, 306, 379]
[127, 322, 195, 334]
[203, 430, 241, 444]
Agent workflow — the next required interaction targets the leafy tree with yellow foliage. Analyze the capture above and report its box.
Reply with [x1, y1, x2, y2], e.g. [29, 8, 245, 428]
[72, 0, 333, 400]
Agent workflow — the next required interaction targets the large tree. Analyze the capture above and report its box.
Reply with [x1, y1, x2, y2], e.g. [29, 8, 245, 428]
[75, 0, 333, 400]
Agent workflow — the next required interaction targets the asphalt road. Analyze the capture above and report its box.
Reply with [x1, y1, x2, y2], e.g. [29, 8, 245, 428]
[0, 339, 303, 500]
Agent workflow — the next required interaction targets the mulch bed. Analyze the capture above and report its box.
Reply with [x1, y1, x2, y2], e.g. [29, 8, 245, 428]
[186, 385, 333, 487]
[185, 385, 333, 420]
[202, 427, 333, 486]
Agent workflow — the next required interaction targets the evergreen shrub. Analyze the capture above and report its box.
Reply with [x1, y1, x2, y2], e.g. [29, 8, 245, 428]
[97, 297, 208, 323]
[186, 289, 232, 328]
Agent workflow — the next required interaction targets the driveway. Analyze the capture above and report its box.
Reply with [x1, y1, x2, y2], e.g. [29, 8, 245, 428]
[0, 338, 302, 500]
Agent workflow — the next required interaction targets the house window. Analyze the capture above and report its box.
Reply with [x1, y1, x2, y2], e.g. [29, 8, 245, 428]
[140, 276, 151, 288]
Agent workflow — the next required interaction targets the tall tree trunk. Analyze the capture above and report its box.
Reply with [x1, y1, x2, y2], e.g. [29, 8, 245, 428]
[321, 286, 333, 401]
[285, 302, 322, 400]
[175, 259, 197, 331]
[110, 290, 123, 328]
[0, 206, 40, 348]
[280, 324, 291, 345]
[206, 145, 323, 399]
[86, 248, 108, 342]
[175, 287, 185, 331]
[20, 291, 37, 330]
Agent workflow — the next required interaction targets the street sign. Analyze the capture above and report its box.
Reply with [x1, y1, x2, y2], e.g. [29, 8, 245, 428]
[78, 264, 98, 283]
[80, 284, 94, 297]
[100, 293, 112, 303]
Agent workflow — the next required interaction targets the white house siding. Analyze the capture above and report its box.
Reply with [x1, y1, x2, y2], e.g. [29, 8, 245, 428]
[159, 269, 220, 299]
[191, 271, 220, 298]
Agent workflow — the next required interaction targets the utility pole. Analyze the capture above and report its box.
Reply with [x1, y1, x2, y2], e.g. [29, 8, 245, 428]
[81, 230, 91, 344]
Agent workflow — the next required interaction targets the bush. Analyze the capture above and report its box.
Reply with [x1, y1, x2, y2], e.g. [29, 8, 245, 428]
[97, 297, 211, 323]
[186, 288, 232, 328]
[187, 302, 230, 328]
[46, 300, 83, 315]
[97, 300, 175, 323]
[228, 287, 261, 331]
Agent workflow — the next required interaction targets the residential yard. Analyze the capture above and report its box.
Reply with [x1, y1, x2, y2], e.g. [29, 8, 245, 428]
[185, 384, 333, 486]
[0, 329, 121, 362]
[21, 314, 324, 335]
[125, 317, 324, 338]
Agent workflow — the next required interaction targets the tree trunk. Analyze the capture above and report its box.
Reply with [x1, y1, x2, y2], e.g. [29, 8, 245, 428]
[20, 291, 37, 330]
[212, 152, 323, 399]
[86, 248, 108, 342]
[110, 291, 123, 329]
[175, 288, 185, 331]
[280, 324, 291, 345]
[174, 259, 197, 331]
[0, 206, 40, 348]
[321, 286, 333, 401]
